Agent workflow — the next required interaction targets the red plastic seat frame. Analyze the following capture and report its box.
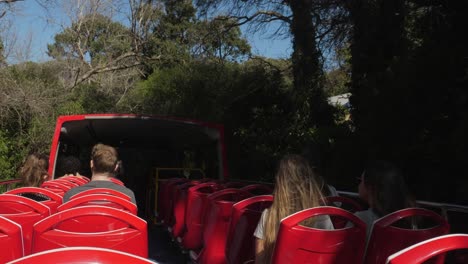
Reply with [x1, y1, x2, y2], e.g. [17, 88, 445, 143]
[225, 195, 273, 264]
[157, 178, 188, 223]
[41, 181, 72, 193]
[9, 246, 155, 264]
[181, 182, 221, 249]
[272, 206, 367, 264]
[110, 178, 125, 186]
[31, 206, 148, 258]
[0, 194, 50, 255]
[324, 196, 365, 228]
[5, 187, 63, 213]
[51, 179, 79, 188]
[364, 208, 450, 264]
[163, 179, 191, 226]
[223, 182, 248, 188]
[195, 188, 252, 264]
[69, 188, 132, 201]
[57, 194, 137, 215]
[0, 215, 24, 263]
[59, 176, 88, 185]
[171, 181, 200, 238]
[240, 184, 273, 195]
[386, 234, 468, 264]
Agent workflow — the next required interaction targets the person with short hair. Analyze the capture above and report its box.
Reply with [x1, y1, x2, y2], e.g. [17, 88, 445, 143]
[55, 155, 83, 177]
[62, 143, 136, 204]
[253, 154, 333, 263]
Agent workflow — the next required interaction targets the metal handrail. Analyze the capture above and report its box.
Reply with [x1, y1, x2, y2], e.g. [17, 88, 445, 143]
[338, 191, 468, 220]
[0, 178, 22, 192]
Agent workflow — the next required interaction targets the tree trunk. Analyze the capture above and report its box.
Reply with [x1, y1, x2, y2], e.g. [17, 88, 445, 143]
[289, 0, 331, 126]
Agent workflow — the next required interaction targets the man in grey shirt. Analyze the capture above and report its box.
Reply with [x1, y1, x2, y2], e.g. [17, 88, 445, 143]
[62, 143, 136, 204]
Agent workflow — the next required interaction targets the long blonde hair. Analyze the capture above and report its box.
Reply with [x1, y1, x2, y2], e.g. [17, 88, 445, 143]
[19, 153, 49, 187]
[259, 154, 325, 263]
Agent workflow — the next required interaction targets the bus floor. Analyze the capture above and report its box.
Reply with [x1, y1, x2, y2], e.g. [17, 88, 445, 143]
[148, 224, 189, 264]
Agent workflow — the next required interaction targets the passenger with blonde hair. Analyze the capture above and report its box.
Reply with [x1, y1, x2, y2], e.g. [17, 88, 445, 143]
[19, 153, 49, 187]
[63, 143, 136, 204]
[253, 154, 333, 263]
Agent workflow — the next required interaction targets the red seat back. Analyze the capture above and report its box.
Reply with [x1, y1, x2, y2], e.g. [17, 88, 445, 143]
[9, 247, 156, 264]
[0, 215, 24, 263]
[223, 181, 248, 188]
[364, 208, 450, 264]
[56, 176, 88, 186]
[241, 184, 273, 195]
[69, 188, 132, 201]
[31, 206, 148, 258]
[41, 181, 72, 193]
[387, 234, 468, 264]
[110, 178, 125, 186]
[157, 178, 188, 223]
[51, 179, 80, 188]
[0, 194, 50, 255]
[226, 195, 273, 264]
[197, 188, 252, 264]
[324, 196, 364, 228]
[172, 181, 201, 238]
[164, 179, 191, 226]
[181, 182, 221, 249]
[272, 206, 367, 264]
[57, 194, 137, 215]
[5, 187, 63, 213]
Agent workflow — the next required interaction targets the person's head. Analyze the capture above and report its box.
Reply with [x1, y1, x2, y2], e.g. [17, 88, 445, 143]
[19, 153, 49, 187]
[359, 160, 413, 216]
[90, 143, 119, 176]
[261, 154, 325, 262]
[56, 155, 82, 177]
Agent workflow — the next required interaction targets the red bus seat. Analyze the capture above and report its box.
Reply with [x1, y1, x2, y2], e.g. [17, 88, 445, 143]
[31, 206, 148, 258]
[223, 182, 248, 188]
[41, 181, 72, 194]
[193, 188, 252, 264]
[0, 194, 50, 255]
[5, 187, 63, 213]
[171, 181, 201, 238]
[163, 179, 191, 227]
[57, 194, 137, 215]
[324, 196, 364, 228]
[157, 178, 188, 224]
[181, 182, 221, 249]
[364, 208, 450, 264]
[59, 176, 89, 185]
[9, 246, 155, 264]
[272, 206, 367, 264]
[387, 234, 468, 264]
[110, 178, 125, 186]
[51, 179, 79, 188]
[0, 215, 23, 263]
[225, 195, 273, 264]
[240, 184, 273, 195]
[69, 188, 132, 201]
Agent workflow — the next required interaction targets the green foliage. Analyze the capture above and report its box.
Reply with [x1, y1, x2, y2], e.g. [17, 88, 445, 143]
[0, 130, 26, 180]
[192, 17, 251, 62]
[47, 14, 132, 63]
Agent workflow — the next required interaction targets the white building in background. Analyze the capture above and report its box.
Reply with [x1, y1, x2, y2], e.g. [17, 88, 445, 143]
[327, 93, 351, 108]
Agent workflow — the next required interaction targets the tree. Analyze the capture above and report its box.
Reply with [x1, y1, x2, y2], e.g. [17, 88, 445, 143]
[195, 0, 335, 128]
[47, 12, 141, 88]
[192, 17, 251, 63]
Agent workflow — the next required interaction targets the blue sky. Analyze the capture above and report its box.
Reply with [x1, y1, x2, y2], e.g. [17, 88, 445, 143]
[4, 1, 292, 64]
